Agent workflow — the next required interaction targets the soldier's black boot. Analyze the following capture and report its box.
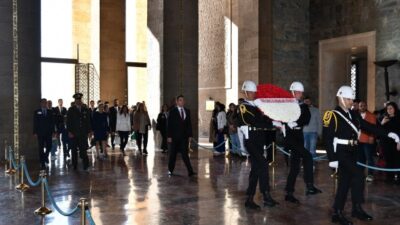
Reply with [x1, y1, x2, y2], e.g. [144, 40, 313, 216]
[351, 204, 373, 221]
[285, 192, 300, 204]
[245, 195, 261, 210]
[305, 183, 322, 195]
[332, 209, 353, 225]
[262, 192, 279, 207]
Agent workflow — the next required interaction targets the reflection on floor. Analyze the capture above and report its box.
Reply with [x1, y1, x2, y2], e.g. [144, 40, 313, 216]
[1, 145, 400, 225]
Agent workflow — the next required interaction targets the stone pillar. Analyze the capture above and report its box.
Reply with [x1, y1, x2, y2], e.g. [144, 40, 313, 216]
[100, 0, 126, 103]
[163, 0, 198, 139]
[147, 0, 163, 120]
[0, 0, 41, 159]
[0, 1, 14, 159]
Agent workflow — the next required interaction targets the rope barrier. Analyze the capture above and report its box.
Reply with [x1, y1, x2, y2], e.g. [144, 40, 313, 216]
[43, 178, 80, 216]
[22, 162, 42, 187]
[9, 148, 21, 170]
[191, 139, 227, 150]
[86, 209, 97, 225]
[356, 162, 400, 172]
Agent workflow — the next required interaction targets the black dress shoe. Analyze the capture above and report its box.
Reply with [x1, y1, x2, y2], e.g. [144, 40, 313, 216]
[285, 193, 300, 204]
[168, 171, 173, 176]
[332, 209, 353, 225]
[305, 184, 322, 195]
[245, 196, 261, 210]
[351, 204, 373, 221]
[143, 149, 148, 155]
[263, 192, 279, 207]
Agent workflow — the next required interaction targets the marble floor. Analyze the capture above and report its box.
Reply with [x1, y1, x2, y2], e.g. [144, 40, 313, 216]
[1, 142, 400, 225]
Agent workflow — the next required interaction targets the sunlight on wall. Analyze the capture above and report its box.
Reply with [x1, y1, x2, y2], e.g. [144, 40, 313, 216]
[225, 16, 239, 106]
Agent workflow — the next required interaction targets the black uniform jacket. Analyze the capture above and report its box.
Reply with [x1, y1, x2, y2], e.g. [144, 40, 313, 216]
[67, 105, 92, 137]
[167, 107, 192, 140]
[237, 100, 273, 130]
[33, 108, 55, 136]
[323, 106, 388, 162]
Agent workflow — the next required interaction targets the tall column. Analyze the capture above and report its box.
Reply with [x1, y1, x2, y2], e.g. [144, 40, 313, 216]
[100, 0, 126, 103]
[238, 0, 273, 85]
[147, 0, 163, 120]
[0, 0, 41, 159]
[163, 0, 198, 140]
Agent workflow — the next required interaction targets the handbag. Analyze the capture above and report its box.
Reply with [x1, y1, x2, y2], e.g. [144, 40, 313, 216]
[130, 131, 136, 140]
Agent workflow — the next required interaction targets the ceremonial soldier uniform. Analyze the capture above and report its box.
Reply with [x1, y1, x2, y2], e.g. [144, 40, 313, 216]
[284, 82, 321, 203]
[238, 80, 278, 209]
[323, 86, 400, 225]
[67, 93, 92, 170]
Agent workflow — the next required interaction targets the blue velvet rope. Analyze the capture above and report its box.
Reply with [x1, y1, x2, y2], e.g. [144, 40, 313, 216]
[43, 178, 80, 216]
[85, 209, 97, 225]
[22, 162, 42, 187]
[191, 139, 226, 150]
[8, 148, 21, 170]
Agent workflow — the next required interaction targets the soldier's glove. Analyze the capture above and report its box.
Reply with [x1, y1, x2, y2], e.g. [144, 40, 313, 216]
[328, 161, 338, 169]
[287, 121, 298, 129]
[388, 132, 400, 143]
[272, 121, 283, 128]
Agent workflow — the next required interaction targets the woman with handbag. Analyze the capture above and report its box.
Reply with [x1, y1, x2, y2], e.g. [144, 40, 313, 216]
[133, 103, 151, 155]
[116, 105, 132, 156]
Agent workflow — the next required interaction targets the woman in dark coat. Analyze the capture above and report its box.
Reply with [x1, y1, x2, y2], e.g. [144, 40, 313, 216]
[156, 104, 169, 153]
[92, 103, 109, 159]
[380, 102, 400, 184]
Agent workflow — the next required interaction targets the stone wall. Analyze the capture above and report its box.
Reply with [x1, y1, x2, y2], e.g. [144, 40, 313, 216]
[163, 0, 198, 140]
[273, 0, 310, 95]
[0, 0, 41, 159]
[310, 0, 400, 108]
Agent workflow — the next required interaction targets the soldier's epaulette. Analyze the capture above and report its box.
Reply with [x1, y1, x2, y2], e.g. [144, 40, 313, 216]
[239, 104, 254, 117]
[323, 110, 337, 132]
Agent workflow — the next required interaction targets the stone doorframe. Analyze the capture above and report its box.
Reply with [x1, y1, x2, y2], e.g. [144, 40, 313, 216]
[319, 31, 376, 112]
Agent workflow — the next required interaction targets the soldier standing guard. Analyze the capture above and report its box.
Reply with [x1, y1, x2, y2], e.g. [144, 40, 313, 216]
[67, 93, 92, 171]
[284, 81, 321, 204]
[323, 86, 400, 225]
[237, 80, 278, 209]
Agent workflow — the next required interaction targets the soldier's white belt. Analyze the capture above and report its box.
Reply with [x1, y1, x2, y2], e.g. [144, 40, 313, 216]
[292, 127, 302, 130]
[248, 127, 276, 131]
[333, 137, 358, 153]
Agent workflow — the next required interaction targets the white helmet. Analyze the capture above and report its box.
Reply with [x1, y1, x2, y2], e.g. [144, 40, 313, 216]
[242, 80, 257, 92]
[289, 81, 304, 92]
[336, 85, 355, 100]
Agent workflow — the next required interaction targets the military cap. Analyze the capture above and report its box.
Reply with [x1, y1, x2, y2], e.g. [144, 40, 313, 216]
[73, 93, 83, 99]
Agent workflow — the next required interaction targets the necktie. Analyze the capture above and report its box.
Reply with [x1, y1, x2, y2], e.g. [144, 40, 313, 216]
[180, 108, 184, 120]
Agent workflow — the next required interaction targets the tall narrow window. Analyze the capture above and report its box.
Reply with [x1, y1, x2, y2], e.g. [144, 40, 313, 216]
[350, 61, 359, 99]
[126, 0, 148, 107]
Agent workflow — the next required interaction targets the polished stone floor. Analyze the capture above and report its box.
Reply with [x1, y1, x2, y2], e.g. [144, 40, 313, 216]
[1, 141, 400, 225]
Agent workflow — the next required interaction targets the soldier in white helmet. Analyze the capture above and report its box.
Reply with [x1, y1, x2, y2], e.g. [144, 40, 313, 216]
[284, 81, 322, 204]
[323, 85, 400, 225]
[237, 80, 278, 209]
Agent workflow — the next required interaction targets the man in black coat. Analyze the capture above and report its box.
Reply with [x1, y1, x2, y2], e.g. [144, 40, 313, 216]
[167, 95, 195, 176]
[109, 99, 120, 150]
[67, 93, 92, 170]
[33, 98, 56, 169]
[54, 98, 69, 158]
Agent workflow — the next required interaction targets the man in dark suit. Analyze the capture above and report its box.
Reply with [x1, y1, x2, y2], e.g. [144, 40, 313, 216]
[33, 98, 56, 169]
[109, 98, 120, 150]
[167, 95, 196, 176]
[54, 98, 69, 158]
[67, 93, 92, 170]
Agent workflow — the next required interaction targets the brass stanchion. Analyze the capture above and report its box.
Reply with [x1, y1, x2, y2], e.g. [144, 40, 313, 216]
[16, 155, 29, 191]
[330, 168, 338, 179]
[34, 170, 52, 216]
[269, 142, 276, 166]
[5, 147, 16, 175]
[4, 140, 8, 172]
[79, 198, 89, 225]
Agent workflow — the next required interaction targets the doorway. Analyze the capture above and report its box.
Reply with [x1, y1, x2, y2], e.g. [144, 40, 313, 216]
[319, 31, 376, 112]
